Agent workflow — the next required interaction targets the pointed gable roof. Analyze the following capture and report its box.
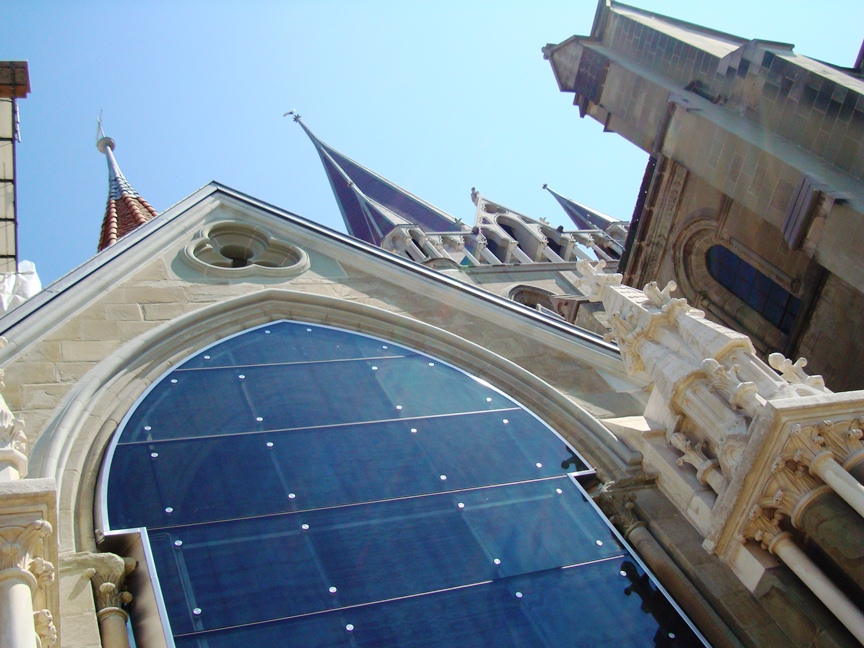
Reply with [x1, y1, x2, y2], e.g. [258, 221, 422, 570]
[542, 184, 619, 231]
[97, 136, 158, 252]
[291, 114, 462, 246]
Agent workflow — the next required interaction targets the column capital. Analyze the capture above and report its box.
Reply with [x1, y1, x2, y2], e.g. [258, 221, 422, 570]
[70, 552, 136, 612]
[743, 505, 792, 554]
[0, 519, 52, 574]
[761, 455, 829, 527]
[595, 489, 646, 537]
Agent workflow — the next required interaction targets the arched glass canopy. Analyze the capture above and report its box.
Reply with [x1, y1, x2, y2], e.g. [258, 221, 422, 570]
[103, 320, 703, 646]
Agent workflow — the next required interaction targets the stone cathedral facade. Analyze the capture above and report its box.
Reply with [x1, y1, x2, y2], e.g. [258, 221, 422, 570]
[1, 3, 863, 647]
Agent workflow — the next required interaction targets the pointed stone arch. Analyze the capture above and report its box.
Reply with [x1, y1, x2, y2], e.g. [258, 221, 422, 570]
[27, 289, 640, 554]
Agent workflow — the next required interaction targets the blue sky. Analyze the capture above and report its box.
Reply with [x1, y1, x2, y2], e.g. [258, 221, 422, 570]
[3, 1, 862, 285]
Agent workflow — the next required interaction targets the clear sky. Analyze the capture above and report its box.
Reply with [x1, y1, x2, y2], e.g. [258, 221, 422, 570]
[3, 1, 862, 285]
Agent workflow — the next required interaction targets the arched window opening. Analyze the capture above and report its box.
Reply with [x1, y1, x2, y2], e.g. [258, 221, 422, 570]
[706, 245, 801, 334]
[101, 321, 702, 646]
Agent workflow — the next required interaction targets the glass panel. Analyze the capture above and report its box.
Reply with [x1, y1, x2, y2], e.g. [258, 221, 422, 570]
[105, 321, 702, 646]
[173, 558, 701, 648]
[145, 479, 623, 633]
[108, 409, 582, 529]
[119, 355, 513, 444]
[705, 245, 801, 334]
[180, 322, 411, 369]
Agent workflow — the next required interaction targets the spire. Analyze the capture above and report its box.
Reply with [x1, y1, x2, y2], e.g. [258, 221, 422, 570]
[289, 112, 461, 246]
[542, 184, 619, 231]
[96, 126, 158, 252]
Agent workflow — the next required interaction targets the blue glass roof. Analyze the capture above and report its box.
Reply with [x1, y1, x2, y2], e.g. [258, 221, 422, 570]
[104, 321, 704, 647]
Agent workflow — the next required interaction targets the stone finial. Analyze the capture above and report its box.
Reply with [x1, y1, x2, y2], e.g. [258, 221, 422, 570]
[643, 280, 688, 315]
[768, 353, 826, 391]
[701, 358, 762, 418]
[670, 432, 724, 493]
[576, 259, 622, 302]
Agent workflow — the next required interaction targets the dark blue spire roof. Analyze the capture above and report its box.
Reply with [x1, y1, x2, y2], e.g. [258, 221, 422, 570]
[543, 184, 619, 231]
[293, 114, 462, 246]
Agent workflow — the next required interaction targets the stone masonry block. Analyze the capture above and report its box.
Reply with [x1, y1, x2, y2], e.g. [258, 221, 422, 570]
[117, 321, 158, 341]
[104, 303, 143, 321]
[20, 383, 71, 411]
[18, 342, 62, 363]
[6, 361, 57, 385]
[184, 284, 250, 303]
[61, 340, 120, 362]
[47, 320, 120, 342]
[129, 257, 170, 282]
[56, 362, 97, 383]
[142, 303, 192, 321]
[120, 286, 187, 304]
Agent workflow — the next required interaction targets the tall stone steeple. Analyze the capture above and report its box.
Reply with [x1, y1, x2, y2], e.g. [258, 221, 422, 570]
[96, 132, 157, 252]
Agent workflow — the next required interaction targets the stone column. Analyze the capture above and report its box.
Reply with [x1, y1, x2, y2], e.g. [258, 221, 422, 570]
[794, 491, 864, 592]
[84, 553, 136, 648]
[748, 509, 864, 644]
[0, 520, 53, 648]
[598, 491, 740, 648]
[808, 451, 864, 518]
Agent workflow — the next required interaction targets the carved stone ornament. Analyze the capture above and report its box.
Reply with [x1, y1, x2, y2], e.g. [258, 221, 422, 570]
[767, 353, 826, 391]
[595, 490, 645, 537]
[0, 519, 52, 573]
[182, 221, 310, 279]
[0, 364, 28, 479]
[28, 556, 55, 611]
[743, 505, 788, 552]
[33, 608, 57, 648]
[80, 552, 137, 611]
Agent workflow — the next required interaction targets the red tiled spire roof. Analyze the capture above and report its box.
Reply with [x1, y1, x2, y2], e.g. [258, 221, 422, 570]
[96, 136, 158, 251]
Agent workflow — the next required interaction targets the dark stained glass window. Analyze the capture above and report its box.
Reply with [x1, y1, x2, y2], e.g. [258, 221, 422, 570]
[706, 245, 801, 334]
[103, 321, 704, 647]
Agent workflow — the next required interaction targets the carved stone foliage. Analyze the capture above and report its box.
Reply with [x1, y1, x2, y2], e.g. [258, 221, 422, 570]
[0, 519, 52, 573]
[65, 551, 137, 611]
[0, 346, 28, 478]
[33, 609, 57, 647]
[768, 353, 826, 391]
[742, 505, 787, 551]
[786, 419, 864, 469]
[595, 489, 645, 537]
